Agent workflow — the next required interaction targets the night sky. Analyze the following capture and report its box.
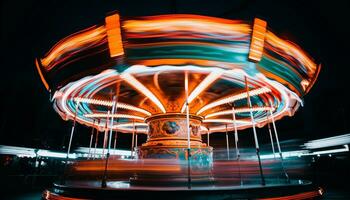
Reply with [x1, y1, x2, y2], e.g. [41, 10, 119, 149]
[1, 0, 349, 151]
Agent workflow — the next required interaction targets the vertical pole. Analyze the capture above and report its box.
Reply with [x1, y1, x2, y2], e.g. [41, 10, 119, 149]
[232, 104, 242, 185]
[225, 124, 230, 160]
[185, 71, 192, 189]
[266, 112, 276, 159]
[113, 125, 118, 155]
[62, 100, 80, 184]
[207, 128, 210, 146]
[67, 101, 80, 159]
[131, 120, 135, 158]
[245, 76, 265, 185]
[135, 126, 138, 159]
[108, 98, 116, 154]
[102, 83, 120, 188]
[102, 111, 110, 158]
[102, 94, 117, 188]
[135, 133, 138, 149]
[88, 120, 95, 159]
[268, 100, 290, 183]
[93, 120, 99, 159]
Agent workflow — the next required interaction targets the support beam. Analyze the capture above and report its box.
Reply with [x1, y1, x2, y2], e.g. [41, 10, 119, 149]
[131, 120, 135, 158]
[232, 104, 242, 185]
[113, 125, 118, 155]
[93, 133, 99, 158]
[62, 101, 80, 184]
[93, 120, 99, 159]
[67, 101, 80, 159]
[245, 76, 265, 185]
[207, 128, 210, 146]
[268, 100, 290, 182]
[225, 125, 230, 160]
[88, 120, 95, 159]
[267, 114, 276, 159]
[185, 71, 192, 189]
[102, 111, 110, 158]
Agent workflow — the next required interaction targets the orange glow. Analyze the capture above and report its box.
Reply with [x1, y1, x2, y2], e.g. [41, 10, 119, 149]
[35, 59, 49, 90]
[105, 14, 124, 57]
[41, 26, 106, 70]
[73, 159, 181, 172]
[248, 18, 267, 62]
[181, 72, 222, 113]
[123, 14, 250, 35]
[265, 31, 317, 75]
[258, 190, 321, 200]
[74, 97, 151, 116]
[121, 73, 166, 113]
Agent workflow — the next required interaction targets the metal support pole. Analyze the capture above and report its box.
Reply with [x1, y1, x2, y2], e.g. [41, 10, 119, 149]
[268, 101, 290, 183]
[225, 124, 230, 160]
[185, 71, 192, 189]
[266, 113, 276, 159]
[62, 101, 80, 184]
[67, 102, 80, 159]
[88, 120, 95, 159]
[135, 133, 138, 149]
[245, 76, 265, 185]
[102, 98, 117, 187]
[102, 111, 109, 158]
[113, 126, 117, 155]
[131, 120, 135, 158]
[232, 104, 242, 185]
[207, 127, 210, 146]
[93, 120, 99, 159]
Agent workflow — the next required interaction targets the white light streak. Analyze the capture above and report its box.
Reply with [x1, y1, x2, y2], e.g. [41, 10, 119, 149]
[303, 134, 350, 149]
[84, 113, 144, 120]
[197, 87, 271, 115]
[180, 72, 222, 113]
[205, 106, 273, 118]
[74, 97, 151, 116]
[121, 73, 166, 113]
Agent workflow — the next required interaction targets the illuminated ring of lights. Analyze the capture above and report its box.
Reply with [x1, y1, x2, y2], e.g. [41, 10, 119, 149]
[37, 14, 319, 136]
[53, 65, 302, 134]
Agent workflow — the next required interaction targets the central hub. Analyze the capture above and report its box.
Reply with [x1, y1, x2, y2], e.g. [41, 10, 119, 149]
[144, 113, 204, 148]
[137, 113, 212, 162]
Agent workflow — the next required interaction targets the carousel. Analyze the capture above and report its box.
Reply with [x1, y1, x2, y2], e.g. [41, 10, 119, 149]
[36, 13, 322, 199]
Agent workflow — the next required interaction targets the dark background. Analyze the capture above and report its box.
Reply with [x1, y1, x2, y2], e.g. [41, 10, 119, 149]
[1, 0, 349, 151]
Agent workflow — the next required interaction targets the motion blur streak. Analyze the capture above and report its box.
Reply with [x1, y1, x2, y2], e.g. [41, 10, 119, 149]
[40, 25, 107, 70]
[258, 190, 322, 200]
[303, 133, 350, 149]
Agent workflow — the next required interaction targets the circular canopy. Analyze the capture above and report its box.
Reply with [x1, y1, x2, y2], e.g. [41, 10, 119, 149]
[36, 14, 320, 134]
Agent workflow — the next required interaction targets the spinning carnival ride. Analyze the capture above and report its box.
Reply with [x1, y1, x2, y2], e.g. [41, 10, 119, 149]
[36, 13, 322, 199]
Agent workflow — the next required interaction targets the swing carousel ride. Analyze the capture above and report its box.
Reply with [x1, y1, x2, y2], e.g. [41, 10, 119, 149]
[36, 12, 322, 199]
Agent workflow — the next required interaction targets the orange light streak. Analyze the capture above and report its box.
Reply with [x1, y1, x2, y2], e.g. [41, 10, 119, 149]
[35, 59, 49, 90]
[123, 14, 251, 35]
[265, 31, 317, 74]
[41, 26, 106, 70]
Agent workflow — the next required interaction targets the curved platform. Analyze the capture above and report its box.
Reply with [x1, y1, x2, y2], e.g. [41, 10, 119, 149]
[43, 179, 323, 200]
